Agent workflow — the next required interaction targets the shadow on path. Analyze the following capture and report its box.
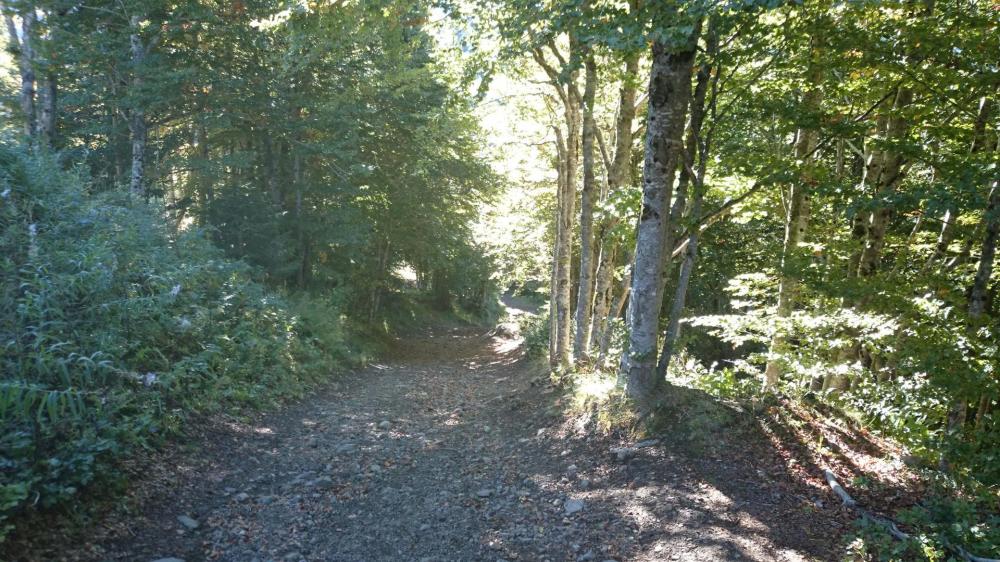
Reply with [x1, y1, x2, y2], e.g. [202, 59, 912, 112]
[34, 321, 848, 562]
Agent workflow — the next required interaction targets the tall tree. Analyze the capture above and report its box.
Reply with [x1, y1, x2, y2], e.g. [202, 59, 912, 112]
[621, 11, 702, 401]
[763, 38, 823, 387]
[2, 1, 36, 140]
[573, 44, 599, 363]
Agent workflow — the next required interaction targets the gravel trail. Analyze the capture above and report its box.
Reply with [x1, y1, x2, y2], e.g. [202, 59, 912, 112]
[83, 324, 843, 562]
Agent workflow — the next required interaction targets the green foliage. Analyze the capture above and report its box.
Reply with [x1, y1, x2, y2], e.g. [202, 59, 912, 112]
[849, 479, 1000, 561]
[518, 309, 550, 359]
[0, 145, 361, 541]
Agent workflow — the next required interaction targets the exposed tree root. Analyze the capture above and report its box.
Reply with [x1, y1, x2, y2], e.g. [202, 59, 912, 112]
[823, 469, 999, 562]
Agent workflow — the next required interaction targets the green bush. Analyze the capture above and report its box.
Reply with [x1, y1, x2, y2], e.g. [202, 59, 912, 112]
[519, 309, 550, 360]
[0, 144, 359, 540]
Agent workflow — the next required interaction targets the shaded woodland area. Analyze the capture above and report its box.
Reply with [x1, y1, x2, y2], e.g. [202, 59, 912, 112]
[1, 0, 999, 559]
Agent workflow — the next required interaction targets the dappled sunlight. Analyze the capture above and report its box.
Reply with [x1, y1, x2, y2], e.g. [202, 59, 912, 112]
[8, 0, 997, 556]
[574, 373, 618, 401]
[491, 335, 524, 355]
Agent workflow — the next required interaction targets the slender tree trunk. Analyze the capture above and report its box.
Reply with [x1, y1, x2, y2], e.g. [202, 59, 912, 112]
[926, 207, 955, 270]
[549, 138, 561, 366]
[38, 71, 55, 146]
[656, 22, 718, 379]
[5, 7, 36, 140]
[556, 108, 580, 368]
[532, 41, 582, 369]
[622, 20, 701, 402]
[590, 242, 616, 351]
[194, 122, 213, 222]
[589, 45, 639, 353]
[598, 264, 631, 364]
[967, 97, 998, 319]
[969, 186, 999, 319]
[294, 150, 308, 287]
[551, 120, 577, 368]
[128, 15, 148, 198]
[368, 237, 390, 323]
[974, 395, 991, 431]
[262, 134, 281, 207]
[549, 207, 560, 365]
[944, 99, 997, 445]
[856, 86, 914, 277]
[890, 210, 924, 275]
[574, 51, 599, 362]
[764, 60, 823, 387]
[659, 200, 702, 376]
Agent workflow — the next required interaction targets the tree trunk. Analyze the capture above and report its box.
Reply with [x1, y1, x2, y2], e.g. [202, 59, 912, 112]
[552, 118, 577, 368]
[294, 150, 309, 287]
[38, 71, 55, 146]
[194, 122, 213, 222]
[129, 15, 148, 198]
[969, 186, 999, 319]
[549, 200, 560, 366]
[5, 7, 37, 140]
[926, 207, 955, 270]
[533, 42, 581, 370]
[573, 50, 599, 362]
[967, 97, 998, 319]
[598, 263, 631, 364]
[656, 21, 718, 379]
[856, 86, 913, 277]
[262, 134, 282, 207]
[589, 44, 640, 354]
[589, 242, 616, 352]
[659, 201, 702, 376]
[945, 99, 997, 443]
[557, 106, 580, 368]
[764, 59, 823, 387]
[622, 20, 701, 402]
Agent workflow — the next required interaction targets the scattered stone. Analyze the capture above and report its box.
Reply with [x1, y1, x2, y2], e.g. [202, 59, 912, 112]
[564, 499, 584, 515]
[234, 492, 251, 502]
[257, 495, 274, 505]
[151, 559, 185, 562]
[378, 420, 392, 430]
[610, 447, 636, 462]
[635, 439, 659, 449]
[176, 515, 199, 530]
[283, 552, 303, 561]
[578, 479, 591, 490]
[476, 488, 493, 498]
[494, 322, 518, 338]
[577, 551, 596, 561]
[566, 464, 579, 477]
[309, 476, 333, 489]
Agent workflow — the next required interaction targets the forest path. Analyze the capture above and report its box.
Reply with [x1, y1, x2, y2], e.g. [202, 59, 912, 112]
[91, 316, 843, 562]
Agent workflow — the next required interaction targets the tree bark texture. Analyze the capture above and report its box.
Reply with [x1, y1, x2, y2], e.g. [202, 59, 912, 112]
[622, 21, 701, 402]
[573, 50, 599, 362]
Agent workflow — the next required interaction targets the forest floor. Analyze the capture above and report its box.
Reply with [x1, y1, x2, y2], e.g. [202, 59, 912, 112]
[22, 301, 899, 562]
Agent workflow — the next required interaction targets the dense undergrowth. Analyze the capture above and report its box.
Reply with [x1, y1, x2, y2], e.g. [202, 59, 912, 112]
[0, 145, 370, 542]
